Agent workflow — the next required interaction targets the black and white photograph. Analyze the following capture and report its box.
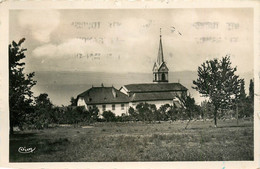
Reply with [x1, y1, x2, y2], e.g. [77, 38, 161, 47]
[0, 1, 259, 168]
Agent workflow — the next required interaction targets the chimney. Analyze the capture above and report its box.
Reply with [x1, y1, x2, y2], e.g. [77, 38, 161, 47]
[112, 87, 117, 98]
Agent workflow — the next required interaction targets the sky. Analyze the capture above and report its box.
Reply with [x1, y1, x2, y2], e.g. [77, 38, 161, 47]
[10, 8, 253, 74]
[8, 9, 254, 105]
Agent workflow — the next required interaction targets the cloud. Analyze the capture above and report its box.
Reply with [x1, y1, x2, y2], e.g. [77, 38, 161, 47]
[32, 38, 94, 58]
[29, 9, 253, 73]
[18, 10, 60, 43]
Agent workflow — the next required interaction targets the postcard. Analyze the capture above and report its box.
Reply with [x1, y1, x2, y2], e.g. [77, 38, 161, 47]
[0, 0, 259, 169]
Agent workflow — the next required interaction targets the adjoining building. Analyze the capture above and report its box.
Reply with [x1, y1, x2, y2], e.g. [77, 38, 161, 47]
[77, 32, 188, 115]
[120, 83, 187, 109]
[77, 85, 129, 116]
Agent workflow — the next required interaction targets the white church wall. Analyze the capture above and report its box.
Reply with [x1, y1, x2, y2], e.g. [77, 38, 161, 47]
[77, 96, 129, 116]
[129, 100, 173, 109]
[88, 103, 129, 117]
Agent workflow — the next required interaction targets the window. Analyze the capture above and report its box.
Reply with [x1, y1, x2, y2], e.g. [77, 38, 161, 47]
[162, 73, 165, 81]
[102, 105, 106, 111]
[121, 104, 124, 110]
[112, 104, 115, 110]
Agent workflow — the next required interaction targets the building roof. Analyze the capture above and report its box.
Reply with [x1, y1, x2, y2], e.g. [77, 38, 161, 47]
[77, 87, 129, 105]
[122, 83, 188, 93]
[130, 91, 178, 102]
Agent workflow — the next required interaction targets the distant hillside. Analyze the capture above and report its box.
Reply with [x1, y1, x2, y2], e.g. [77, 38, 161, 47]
[32, 71, 253, 106]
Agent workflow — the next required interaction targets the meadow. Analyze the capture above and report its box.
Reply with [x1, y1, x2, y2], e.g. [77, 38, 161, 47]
[9, 119, 253, 162]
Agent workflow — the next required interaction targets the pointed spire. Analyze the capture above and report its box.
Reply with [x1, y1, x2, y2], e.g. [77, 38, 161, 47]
[157, 28, 164, 66]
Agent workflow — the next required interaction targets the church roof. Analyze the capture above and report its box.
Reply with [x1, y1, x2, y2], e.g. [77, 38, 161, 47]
[123, 83, 188, 93]
[77, 87, 129, 105]
[130, 91, 178, 102]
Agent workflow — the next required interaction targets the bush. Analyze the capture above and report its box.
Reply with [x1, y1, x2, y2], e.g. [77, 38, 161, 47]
[102, 111, 116, 122]
[135, 103, 157, 121]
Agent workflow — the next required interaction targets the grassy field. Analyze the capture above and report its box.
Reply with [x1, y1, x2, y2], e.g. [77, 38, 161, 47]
[9, 119, 254, 162]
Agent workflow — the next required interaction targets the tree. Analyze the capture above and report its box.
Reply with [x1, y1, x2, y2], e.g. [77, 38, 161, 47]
[158, 104, 171, 121]
[33, 93, 55, 129]
[193, 56, 241, 127]
[238, 79, 246, 101]
[70, 97, 77, 106]
[102, 111, 116, 122]
[235, 79, 246, 120]
[177, 95, 200, 129]
[9, 38, 37, 133]
[249, 79, 254, 102]
[165, 105, 181, 121]
[242, 79, 254, 118]
[200, 100, 215, 121]
[128, 106, 138, 121]
[35, 93, 53, 108]
[87, 106, 99, 122]
[135, 103, 156, 122]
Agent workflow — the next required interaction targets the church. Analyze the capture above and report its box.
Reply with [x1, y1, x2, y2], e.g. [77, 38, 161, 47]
[77, 33, 188, 116]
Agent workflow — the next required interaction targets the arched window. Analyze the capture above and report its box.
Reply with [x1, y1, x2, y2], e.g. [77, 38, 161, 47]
[162, 73, 165, 81]
[155, 74, 157, 81]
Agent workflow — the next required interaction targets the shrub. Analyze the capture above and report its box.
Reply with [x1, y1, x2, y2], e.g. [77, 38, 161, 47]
[102, 111, 116, 122]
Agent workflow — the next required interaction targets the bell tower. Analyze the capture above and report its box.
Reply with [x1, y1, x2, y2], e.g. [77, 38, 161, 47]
[152, 29, 169, 83]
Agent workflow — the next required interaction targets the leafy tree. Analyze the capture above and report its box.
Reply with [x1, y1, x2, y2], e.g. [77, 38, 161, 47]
[242, 79, 254, 118]
[102, 110, 116, 122]
[87, 106, 99, 122]
[9, 38, 36, 133]
[238, 79, 246, 101]
[35, 93, 53, 108]
[119, 113, 130, 122]
[200, 100, 215, 121]
[70, 97, 77, 106]
[33, 93, 55, 129]
[193, 56, 241, 127]
[62, 106, 87, 124]
[177, 95, 200, 129]
[235, 79, 247, 119]
[200, 100, 208, 121]
[249, 79, 254, 102]
[135, 103, 157, 121]
[165, 105, 181, 121]
[158, 104, 171, 121]
[51, 106, 65, 124]
[128, 106, 137, 121]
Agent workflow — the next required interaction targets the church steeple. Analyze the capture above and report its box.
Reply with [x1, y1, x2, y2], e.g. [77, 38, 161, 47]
[152, 28, 169, 83]
[157, 31, 164, 66]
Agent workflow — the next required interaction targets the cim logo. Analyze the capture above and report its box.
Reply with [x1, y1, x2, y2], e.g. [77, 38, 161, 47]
[18, 147, 36, 154]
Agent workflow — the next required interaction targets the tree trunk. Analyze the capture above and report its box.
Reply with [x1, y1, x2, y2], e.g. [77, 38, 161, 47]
[236, 103, 239, 126]
[214, 107, 218, 127]
[203, 111, 205, 122]
[214, 116, 217, 127]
